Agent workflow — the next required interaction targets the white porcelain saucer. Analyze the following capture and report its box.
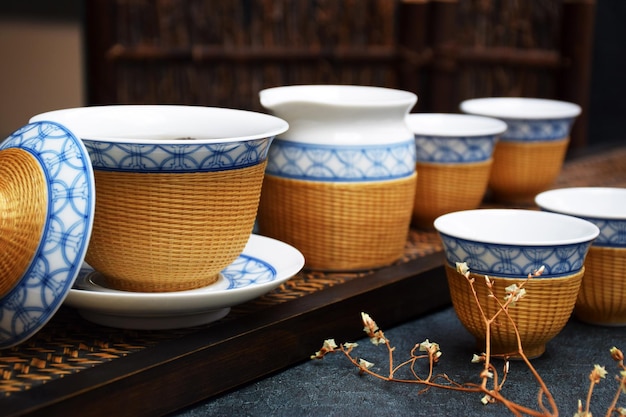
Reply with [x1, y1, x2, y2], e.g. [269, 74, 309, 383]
[64, 234, 305, 330]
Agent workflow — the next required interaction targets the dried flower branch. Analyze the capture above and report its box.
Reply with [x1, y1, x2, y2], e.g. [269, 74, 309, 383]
[575, 346, 626, 417]
[312, 263, 625, 416]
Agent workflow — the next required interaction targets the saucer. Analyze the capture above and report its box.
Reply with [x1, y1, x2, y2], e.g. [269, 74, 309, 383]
[64, 234, 305, 329]
[0, 122, 95, 348]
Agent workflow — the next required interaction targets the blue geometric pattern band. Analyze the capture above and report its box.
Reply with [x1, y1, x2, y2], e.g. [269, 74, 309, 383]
[83, 138, 272, 172]
[438, 233, 590, 278]
[266, 138, 416, 182]
[223, 254, 277, 289]
[414, 135, 496, 163]
[574, 217, 626, 248]
[500, 118, 576, 142]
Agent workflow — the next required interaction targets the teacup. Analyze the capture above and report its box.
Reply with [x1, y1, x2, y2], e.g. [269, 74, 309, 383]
[460, 97, 581, 204]
[435, 209, 598, 358]
[406, 113, 506, 229]
[31, 105, 288, 292]
[536, 187, 626, 325]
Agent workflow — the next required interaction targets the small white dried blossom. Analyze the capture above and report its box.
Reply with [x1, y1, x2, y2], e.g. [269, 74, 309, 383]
[504, 283, 527, 304]
[480, 369, 494, 379]
[323, 339, 338, 350]
[419, 339, 439, 352]
[370, 335, 386, 346]
[611, 346, 624, 362]
[594, 364, 608, 378]
[310, 339, 339, 359]
[361, 312, 379, 333]
[358, 358, 374, 370]
[617, 407, 626, 416]
[471, 353, 485, 363]
[484, 275, 493, 288]
[343, 342, 359, 349]
[418, 339, 442, 360]
[590, 364, 608, 384]
[456, 262, 470, 277]
[480, 394, 493, 405]
[361, 312, 387, 345]
[573, 399, 592, 417]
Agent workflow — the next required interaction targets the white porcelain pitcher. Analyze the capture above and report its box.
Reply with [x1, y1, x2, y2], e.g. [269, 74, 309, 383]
[257, 85, 417, 271]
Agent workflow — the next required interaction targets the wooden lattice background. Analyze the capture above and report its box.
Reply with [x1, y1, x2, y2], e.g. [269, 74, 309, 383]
[85, 0, 595, 148]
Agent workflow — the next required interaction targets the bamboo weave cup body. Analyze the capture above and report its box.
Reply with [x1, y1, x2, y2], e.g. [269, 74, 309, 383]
[575, 246, 626, 325]
[31, 106, 288, 292]
[258, 173, 416, 270]
[445, 263, 584, 358]
[258, 85, 417, 270]
[461, 97, 581, 204]
[488, 138, 569, 203]
[85, 163, 267, 292]
[536, 187, 626, 325]
[407, 114, 506, 230]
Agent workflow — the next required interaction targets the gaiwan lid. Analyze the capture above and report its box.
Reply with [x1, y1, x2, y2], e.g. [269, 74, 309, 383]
[0, 121, 95, 348]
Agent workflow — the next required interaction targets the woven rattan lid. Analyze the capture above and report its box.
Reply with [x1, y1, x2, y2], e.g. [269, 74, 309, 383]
[0, 121, 95, 348]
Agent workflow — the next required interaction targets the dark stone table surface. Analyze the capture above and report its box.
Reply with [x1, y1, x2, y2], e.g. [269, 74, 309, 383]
[170, 306, 626, 416]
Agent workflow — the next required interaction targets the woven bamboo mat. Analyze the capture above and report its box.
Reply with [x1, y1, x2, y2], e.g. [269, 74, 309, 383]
[554, 145, 626, 189]
[0, 145, 623, 396]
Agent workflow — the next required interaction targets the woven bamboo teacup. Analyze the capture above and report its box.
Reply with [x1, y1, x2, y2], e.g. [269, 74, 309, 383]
[435, 209, 599, 358]
[257, 85, 417, 271]
[31, 105, 288, 292]
[460, 98, 581, 204]
[406, 113, 506, 229]
[536, 187, 626, 325]
[444, 263, 584, 358]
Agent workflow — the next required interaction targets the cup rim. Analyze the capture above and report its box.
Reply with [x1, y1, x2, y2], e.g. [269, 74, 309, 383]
[434, 208, 600, 246]
[29, 105, 289, 144]
[259, 84, 417, 109]
[535, 187, 626, 220]
[460, 97, 582, 120]
[406, 113, 507, 137]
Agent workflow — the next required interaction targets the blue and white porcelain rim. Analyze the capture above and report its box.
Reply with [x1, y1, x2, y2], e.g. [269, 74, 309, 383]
[406, 113, 505, 163]
[29, 105, 289, 144]
[535, 187, 626, 248]
[0, 121, 95, 348]
[438, 233, 591, 278]
[565, 216, 626, 248]
[459, 97, 582, 120]
[80, 138, 273, 173]
[413, 135, 497, 163]
[498, 117, 576, 142]
[459, 97, 581, 142]
[29, 105, 289, 173]
[265, 138, 416, 182]
[406, 113, 508, 137]
[260, 85, 417, 109]
[434, 209, 600, 246]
